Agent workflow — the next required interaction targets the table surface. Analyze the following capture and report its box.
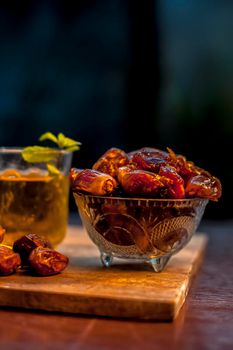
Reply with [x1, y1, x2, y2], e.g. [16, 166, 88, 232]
[0, 220, 233, 350]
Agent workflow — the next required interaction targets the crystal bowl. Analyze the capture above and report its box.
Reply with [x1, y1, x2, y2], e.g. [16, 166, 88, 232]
[73, 193, 208, 272]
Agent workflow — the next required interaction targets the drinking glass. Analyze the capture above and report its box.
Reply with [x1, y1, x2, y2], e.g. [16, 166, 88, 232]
[0, 148, 72, 246]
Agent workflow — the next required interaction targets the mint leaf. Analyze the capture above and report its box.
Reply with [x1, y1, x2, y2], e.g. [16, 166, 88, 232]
[57, 133, 81, 149]
[47, 163, 60, 176]
[65, 145, 80, 152]
[38, 132, 81, 151]
[22, 132, 81, 176]
[39, 132, 58, 145]
[22, 146, 58, 163]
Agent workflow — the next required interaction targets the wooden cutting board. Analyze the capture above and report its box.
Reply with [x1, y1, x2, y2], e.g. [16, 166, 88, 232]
[0, 226, 207, 321]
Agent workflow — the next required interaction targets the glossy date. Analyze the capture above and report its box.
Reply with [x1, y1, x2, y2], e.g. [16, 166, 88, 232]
[0, 233, 69, 277]
[28, 247, 69, 276]
[13, 233, 52, 265]
[185, 175, 222, 201]
[70, 146, 222, 201]
[71, 169, 117, 196]
[0, 246, 21, 276]
[117, 168, 168, 196]
[93, 147, 129, 178]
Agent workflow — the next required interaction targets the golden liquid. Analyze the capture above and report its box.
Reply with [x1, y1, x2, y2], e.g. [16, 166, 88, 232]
[0, 169, 69, 246]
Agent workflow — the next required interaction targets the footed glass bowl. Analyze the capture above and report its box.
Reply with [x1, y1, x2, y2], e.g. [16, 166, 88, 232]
[73, 193, 208, 272]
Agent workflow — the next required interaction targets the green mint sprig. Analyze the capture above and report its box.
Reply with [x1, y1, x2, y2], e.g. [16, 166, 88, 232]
[39, 132, 81, 152]
[22, 132, 81, 175]
[22, 146, 59, 163]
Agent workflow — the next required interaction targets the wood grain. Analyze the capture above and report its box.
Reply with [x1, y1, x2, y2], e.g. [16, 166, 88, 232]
[0, 222, 232, 350]
[0, 227, 207, 320]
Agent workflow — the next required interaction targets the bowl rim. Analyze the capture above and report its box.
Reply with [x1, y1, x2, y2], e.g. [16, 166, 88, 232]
[73, 191, 209, 203]
[0, 147, 70, 155]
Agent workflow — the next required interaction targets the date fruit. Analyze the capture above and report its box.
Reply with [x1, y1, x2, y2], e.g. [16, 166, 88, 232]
[0, 246, 21, 276]
[185, 174, 222, 201]
[70, 146, 222, 201]
[28, 247, 69, 276]
[93, 147, 129, 178]
[70, 168, 83, 186]
[71, 169, 117, 196]
[159, 165, 185, 199]
[131, 148, 168, 172]
[118, 168, 167, 196]
[13, 233, 52, 265]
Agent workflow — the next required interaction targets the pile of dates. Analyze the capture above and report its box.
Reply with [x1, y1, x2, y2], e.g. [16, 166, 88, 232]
[70, 147, 222, 201]
[0, 227, 68, 277]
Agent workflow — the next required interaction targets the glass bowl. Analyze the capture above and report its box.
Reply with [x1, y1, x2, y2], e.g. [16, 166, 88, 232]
[73, 193, 208, 272]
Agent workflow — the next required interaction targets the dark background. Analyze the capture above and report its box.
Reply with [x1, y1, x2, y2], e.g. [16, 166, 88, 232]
[0, 1, 232, 219]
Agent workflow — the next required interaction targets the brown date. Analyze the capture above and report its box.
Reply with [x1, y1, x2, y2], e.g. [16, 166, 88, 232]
[71, 146, 222, 201]
[117, 168, 169, 196]
[13, 233, 52, 265]
[71, 169, 117, 196]
[131, 147, 168, 173]
[0, 246, 21, 276]
[117, 165, 136, 183]
[185, 174, 222, 201]
[166, 148, 212, 185]
[0, 226, 5, 243]
[159, 165, 185, 199]
[70, 168, 83, 188]
[28, 247, 69, 276]
[129, 147, 168, 159]
[93, 148, 129, 178]
[166, 148, 196, 182]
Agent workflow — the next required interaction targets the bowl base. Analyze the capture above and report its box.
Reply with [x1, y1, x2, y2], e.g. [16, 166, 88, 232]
[149, 256, 170, 272]
[100, 251, 170, 272]
[100, 252, 113, 267]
